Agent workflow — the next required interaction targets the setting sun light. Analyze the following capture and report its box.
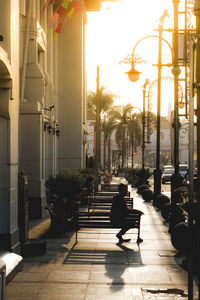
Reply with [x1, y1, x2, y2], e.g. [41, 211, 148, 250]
[86, 0, 176, 116]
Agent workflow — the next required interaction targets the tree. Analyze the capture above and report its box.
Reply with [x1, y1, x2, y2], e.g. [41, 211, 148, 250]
[115, 104, 142, 169]
[87, 86, 115, 115]
[102, 107, 121, 171]
[127, 114, 142, 168]
[87, 87, 117, 170]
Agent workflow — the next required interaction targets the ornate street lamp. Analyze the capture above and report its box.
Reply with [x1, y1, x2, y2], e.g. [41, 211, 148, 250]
[125, 63, 141, 82]
[124, 11, 170, 197]
[142, 79, 150, 170]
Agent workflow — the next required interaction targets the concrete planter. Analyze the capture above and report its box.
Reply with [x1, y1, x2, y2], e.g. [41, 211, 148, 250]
[171, 222, 196, 254]
[142, 189, 154, 202]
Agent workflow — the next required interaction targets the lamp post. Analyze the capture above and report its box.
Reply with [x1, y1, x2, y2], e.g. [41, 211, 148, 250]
[95, 66, 101, 171]
[124, 10, 170, 197]
[171, 0, 182, 205]
[142, 79, 150, 169]
[194, 0, 200, 205]
[129, 115, 136, 169]
[153, 11, 169, 198]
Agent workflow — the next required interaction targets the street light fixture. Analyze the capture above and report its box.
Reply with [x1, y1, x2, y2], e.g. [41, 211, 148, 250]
[125, 63, 141, 82]
[125, 11, 170, 197]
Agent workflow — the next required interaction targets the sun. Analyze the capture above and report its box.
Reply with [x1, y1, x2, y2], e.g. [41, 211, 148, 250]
[86, 0, 175, 116]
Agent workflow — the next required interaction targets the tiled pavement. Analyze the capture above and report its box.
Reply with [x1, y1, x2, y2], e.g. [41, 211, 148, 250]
[5, 181, 199, 299]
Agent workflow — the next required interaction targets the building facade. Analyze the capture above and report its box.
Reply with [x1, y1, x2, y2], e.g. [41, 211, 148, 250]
[0, 0, 118, 254]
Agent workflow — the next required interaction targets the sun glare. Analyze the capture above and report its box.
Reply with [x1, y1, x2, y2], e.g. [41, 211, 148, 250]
[86, 0, 175, 116]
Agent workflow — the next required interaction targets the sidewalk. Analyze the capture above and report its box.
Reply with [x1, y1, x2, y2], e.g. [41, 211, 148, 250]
[6, 184, 199, 299]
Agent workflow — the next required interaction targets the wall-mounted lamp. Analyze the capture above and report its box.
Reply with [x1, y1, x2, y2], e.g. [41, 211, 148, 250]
[53, 123, 60, 137]
[47, 124, 52, 134]
[44, 121, 52, 134]
[44, 105, 54, 111]
[55, 129, 60, 137]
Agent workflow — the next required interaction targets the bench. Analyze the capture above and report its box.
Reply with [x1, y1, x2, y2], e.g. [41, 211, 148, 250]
[76, 209, 143, 244]
[101, 183, 123, 192]
[46, 202, 78, 233]
[87, 196, 133, 212]
[95, 191, 130, 197]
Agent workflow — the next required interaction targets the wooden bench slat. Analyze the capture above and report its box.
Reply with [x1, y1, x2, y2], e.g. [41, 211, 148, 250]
[90, 196, 132, 200]
[95, 191, 130, 197]
[88, 197, 134, 212]
[79, 210, 143, 216]
[90, 199, 133, 203]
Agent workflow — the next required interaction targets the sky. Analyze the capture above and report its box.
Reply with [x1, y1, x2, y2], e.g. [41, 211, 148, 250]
[85, 0, 187, 116]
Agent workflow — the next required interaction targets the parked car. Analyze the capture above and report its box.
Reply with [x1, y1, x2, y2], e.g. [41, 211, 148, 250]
[179, 164, 188, 178]
[163, 165, 174, 171]
[162, 168, 174, 184]
[149, 168, 155, 176]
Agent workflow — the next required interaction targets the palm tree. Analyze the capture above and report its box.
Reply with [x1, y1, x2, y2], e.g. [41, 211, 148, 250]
[127, 114, 142, 168]
[115, 105, 142, 169]
[87, 87, 116, 169]
[87, 86, 115, 115]
[102, 107, 121, 172]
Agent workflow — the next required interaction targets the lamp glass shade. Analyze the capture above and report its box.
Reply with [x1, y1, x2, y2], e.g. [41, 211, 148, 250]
[179, 101, 184, 109]
[126, 65, 141, 82]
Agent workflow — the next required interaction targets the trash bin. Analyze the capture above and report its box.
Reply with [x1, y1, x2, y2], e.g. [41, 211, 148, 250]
[0, 259, 6, 300]
[18, 170, 29, 243]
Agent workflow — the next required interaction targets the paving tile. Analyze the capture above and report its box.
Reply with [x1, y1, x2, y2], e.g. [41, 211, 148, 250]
[140, 256, 163, 264]
[89, 269, 132, 284]
[56, 264, 93, 271]
[6, 282, 43, 298]
[22, 262, 60, 272]
[169, 271, 188, 284]
[38, 282, 88, 295]
[11, 271, 50, 282]
[95, 243, 129, 251]
[129, 271, 172, 284]
[85, 283, 142, 298]
[37, 295, 85, 300]
[47, 270, 90, 282]
[73, 242, 97, 251]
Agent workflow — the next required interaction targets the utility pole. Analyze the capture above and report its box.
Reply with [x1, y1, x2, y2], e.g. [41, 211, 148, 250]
[131, 118, 135, 169]
[171, 0, 181, 205]
[193, 2, 200, 297]
[142, 79, 149, 170]
[153, 13, 165, 198]
[121, 127, 126, 169]
[194, 0, 200, 205]
[95, 66, 100, 171]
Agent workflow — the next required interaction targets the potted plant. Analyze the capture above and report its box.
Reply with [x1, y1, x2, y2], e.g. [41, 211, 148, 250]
[77, 168, 96, 204]
[46, 168, 86, 232]
[135, 168, 151, 187]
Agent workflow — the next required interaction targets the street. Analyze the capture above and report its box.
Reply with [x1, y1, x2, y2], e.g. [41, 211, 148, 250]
[149, 177, 171, 197]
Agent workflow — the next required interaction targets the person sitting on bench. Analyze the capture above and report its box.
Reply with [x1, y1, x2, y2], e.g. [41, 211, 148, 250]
[110, 183, 143, 244]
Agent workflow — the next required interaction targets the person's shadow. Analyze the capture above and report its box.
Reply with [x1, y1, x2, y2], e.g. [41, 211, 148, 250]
[104, 243, 142, 292]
